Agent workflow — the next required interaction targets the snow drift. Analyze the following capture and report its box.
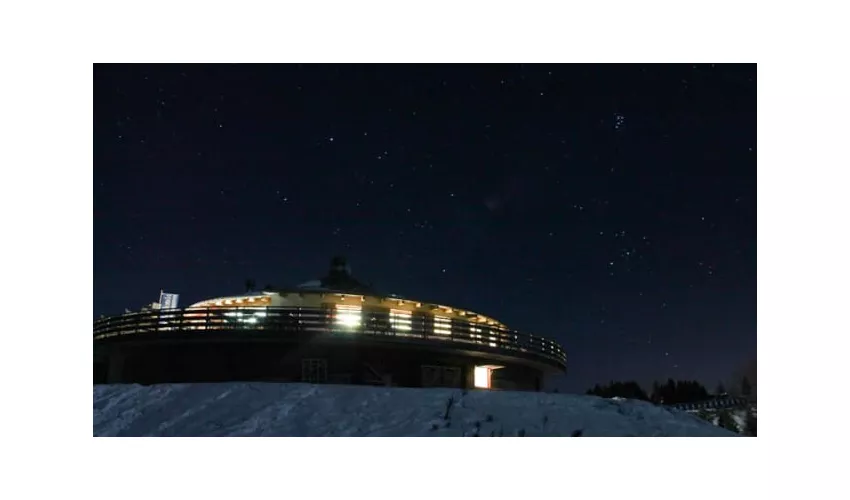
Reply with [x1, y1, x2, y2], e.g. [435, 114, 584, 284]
[93, 382, 737, 437]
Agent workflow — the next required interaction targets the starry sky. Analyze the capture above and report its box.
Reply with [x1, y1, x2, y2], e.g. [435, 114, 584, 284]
[94, 64, 756, 393]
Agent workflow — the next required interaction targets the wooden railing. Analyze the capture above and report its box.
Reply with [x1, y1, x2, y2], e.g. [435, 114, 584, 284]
[93, 306, 567, 369]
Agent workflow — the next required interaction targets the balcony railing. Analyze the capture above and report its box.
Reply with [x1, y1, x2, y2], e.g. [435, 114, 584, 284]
[94, 306, 567, 369]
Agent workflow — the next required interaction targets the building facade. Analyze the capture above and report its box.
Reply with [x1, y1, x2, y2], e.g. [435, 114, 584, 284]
[94, 258, 567, 391]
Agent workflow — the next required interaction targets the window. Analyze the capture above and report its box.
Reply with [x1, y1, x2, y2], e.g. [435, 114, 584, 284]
[302, 359, 328, 383]
[390, 309, 412, 332]
[474, 366, 490, 388]
[474, 365, 503, 389]
[421, 365, 461, 387]
[334, 304, 361, 329]
[433, 316, 451, 336]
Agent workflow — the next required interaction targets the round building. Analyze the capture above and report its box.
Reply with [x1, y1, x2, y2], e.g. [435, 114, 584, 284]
[94, 257, 567, 391]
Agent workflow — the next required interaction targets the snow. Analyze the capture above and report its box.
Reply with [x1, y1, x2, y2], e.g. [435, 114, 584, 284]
[684, 406, 755, 434]
[94, 382, 738, 437]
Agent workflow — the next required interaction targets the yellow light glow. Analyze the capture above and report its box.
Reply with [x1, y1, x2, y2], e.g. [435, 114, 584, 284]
[390, 309, 412, 331]
[334, 305, 362, 328]
[474, 365, 503, 389]
[433, 316, 451, 336]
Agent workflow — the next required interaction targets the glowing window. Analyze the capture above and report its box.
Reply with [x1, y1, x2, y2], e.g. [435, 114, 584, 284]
[474, 365, 503, 389]
[433, 316, 451, 336]
[474, 366, 490, 388]
[390, 309, 412, 331]
[469, 326, 482, 343]
[334, 304, 362, 328]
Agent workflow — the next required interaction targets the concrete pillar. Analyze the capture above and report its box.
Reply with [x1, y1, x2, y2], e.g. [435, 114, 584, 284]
[465, 364, 475, 390]
[106, 348, 125, 384]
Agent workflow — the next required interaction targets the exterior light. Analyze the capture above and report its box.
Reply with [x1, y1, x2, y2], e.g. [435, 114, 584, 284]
[433, 316, 451, 336]
[334, 304, 362, 328]
[390, 309, 412, 331]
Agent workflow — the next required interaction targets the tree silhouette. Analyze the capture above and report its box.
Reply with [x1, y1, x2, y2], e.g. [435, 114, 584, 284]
[716, 382, 726, 395]
[741, 376, 752, 398]
[586, 381, 649, 401]
[651, 381, 662, 403]
[744, 409, 757, 436]
[590, 379, 713, 405]
[648, 379, 709, 405]
[717, 409, 740, 434]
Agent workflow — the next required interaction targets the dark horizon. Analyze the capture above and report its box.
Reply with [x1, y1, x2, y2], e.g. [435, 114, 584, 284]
[94, 63, 756, 394]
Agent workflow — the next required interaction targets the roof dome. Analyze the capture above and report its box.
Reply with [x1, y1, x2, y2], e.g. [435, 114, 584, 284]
[296, 256, 376, 294]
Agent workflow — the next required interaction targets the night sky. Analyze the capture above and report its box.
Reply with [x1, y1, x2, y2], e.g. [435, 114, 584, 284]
[94, 64, 756, 393]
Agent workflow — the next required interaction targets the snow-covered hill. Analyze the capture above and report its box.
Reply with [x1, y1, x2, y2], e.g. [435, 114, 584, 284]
[93, 382, 738, 437]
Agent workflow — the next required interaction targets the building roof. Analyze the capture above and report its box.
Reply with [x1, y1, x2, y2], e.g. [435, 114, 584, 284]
[304, 256, 377, 294]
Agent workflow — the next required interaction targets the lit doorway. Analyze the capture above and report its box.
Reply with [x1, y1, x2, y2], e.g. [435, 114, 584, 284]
[473, 365, 503, 389]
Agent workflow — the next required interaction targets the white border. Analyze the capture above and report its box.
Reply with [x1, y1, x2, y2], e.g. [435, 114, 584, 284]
[10, 0, 847, 498]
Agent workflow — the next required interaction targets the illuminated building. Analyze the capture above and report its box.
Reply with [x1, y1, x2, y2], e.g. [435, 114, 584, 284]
[94, 257, 567, 390]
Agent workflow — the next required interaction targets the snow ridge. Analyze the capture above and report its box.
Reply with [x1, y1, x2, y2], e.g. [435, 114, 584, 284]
[93, 382, 737, 437]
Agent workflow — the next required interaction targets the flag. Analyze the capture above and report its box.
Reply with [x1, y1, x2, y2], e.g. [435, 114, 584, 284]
[159, 291, 180, 309]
